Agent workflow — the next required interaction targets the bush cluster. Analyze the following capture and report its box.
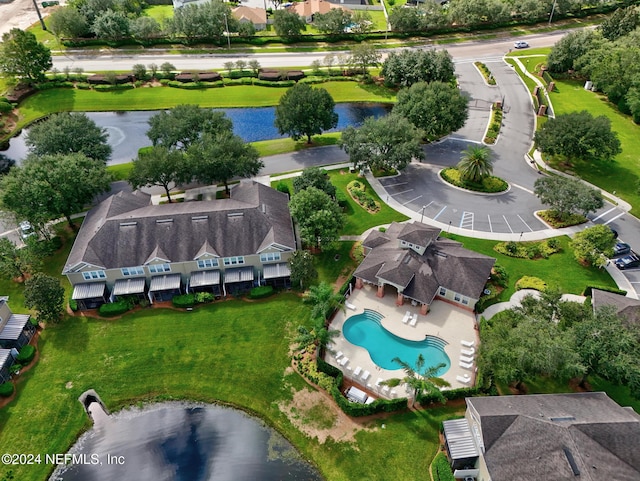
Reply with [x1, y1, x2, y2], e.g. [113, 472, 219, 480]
[68, 297, 78, 312]
[493, 239, 561, 259]
[440, 168, 508, 193]
[538, 210, 587, 228]
[347, 180, 379, 212]
[172, 294, 195, 308]
[93, 83, 135, 92]
[166, 80, 224, 89]
[249, 285, 274, 299]
[98, 299, 131, 317]
[515, 276, 547, 291]
[474, 61, 495, 85]
[0, 382, 13, 397]
[432, 453, 455, 481]
[0, 101, 14, 113]
[16, 345, 36, 365]
[484, 105, 503, 144]
[194, 291, 215, 303]
[583, 285, 627, 297]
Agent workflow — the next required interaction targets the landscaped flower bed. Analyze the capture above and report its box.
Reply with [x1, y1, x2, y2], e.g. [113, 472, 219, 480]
[493, 238, 560, 259]
[347, 180, 380, 212]
[537, 209, 587, 228]
[440, 168, 508, 193]
[515, 276, 548, 291]
[474, 61, 496, 85]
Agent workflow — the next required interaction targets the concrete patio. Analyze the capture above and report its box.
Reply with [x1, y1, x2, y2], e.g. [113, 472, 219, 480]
[327, 284, 479, 400]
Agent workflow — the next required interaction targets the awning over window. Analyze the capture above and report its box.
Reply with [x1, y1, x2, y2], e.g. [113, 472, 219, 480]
[149, 274, 182, 292]
[224, 267, 254, 284]
[443, 418, 480, 460]
[189, 270, 221, 288]
[263, 262, 291, 280]
[72, 282, 107, 300]
[0, 314, 32, 341]
[113, 277, 146, 296]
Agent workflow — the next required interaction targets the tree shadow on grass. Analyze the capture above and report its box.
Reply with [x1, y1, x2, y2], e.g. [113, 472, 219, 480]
[357, 82, 396, 99]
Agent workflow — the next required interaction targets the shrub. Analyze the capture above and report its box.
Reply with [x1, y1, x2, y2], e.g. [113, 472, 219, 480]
[75, 82, 92, 90]
[68, 297, 78, 312]
[583, 285, 627, 297]
[275, 181, 290, 195]
[440, 168, 508, 193]
[0, 101, 12, 113]
[93, 83, 135, 91]
[16, 345, 36, 365]
[515, 276, 547, 291]
[494, 239, 561, 259]
[538, 210, 587, 228]
[347, 180, 379, 212]
[433, 452, 455, 481]
[194, 291, 214, 303]
[249, 285, 274, 299]
[98, 300, 130, 317]
[172, 294, 195, 308]
[0, 382, 13, 397]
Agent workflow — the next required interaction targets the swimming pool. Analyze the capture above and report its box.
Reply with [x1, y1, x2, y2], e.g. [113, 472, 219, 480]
[342, 309, 451, 374]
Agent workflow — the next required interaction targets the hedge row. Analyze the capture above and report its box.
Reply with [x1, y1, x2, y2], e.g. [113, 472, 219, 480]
[583, 285, 627, 297]
[172, 294, 195, 308]
[417, 385, 482, 405]
[249, 285, 274, 299]
[440, 168, 508, 193]
[474, 61, 495, 86]
[98, 299, 130, 317]
[432, 453, 455, 481]
[16, 345, 36, 364]
[493, 238, 560, 259]
[0, 382, 13, 398]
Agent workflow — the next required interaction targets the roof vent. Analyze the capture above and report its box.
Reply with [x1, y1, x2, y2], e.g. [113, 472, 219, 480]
[192, 215, 208, 221]
[227, 212, 244, 218]
[119, 222, 137, 227]
[156, 219, 173, 224]
[261, 204, 266, 214]
[550, 416, 576, 422]
[435, 251, 447, 258]
[563, 447, 580, 476]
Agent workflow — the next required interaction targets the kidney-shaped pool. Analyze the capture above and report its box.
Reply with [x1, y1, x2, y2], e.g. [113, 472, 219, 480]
[342, 309, 450, 374]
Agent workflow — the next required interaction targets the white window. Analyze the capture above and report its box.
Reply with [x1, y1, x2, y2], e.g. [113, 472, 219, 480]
[462, 297, 469, 305]
[223, 256, 245, 266]
[439, 287, 446, 296]
[260, 252, 281, 263]
[197, 259, 219, 268]
[148, 263, 171, 273]
[82, 270, 106, 280]
[454, 293, 461, 302]
[121, 266, 144, 276]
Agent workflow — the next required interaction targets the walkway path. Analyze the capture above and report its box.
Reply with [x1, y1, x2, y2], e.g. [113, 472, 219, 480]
[479, 289, 587, 320]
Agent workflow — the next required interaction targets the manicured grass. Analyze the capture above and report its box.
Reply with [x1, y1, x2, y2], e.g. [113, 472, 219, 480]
[0, 290, 463, 481]
[14, 82, 396, 132]
[549, 78, 640, 215]
[106, 162, 134, 181]
[144, 4, 174, 23]
[589, 376, 640, 413]
[251, 132, 342, 157]
[313, 241, 357, 286]
[445, 234, 617, 301]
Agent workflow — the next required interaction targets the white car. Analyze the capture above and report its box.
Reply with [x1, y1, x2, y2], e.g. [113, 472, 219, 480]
[19, 221, 35, 239]
[514, 41, 529, 49]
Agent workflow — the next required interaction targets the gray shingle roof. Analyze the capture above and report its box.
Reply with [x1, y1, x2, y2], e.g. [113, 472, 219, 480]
[355, 222, 494, 304]
[591, 289, 640, 325]
[467, 392, 640, 481]
[64, 182, 295, 273]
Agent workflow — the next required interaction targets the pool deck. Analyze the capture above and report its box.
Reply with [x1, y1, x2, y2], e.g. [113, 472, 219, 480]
[328, 284, 479, 400]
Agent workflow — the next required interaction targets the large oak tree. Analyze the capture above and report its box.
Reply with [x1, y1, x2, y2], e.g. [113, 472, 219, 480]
[0, 28, 52, 84]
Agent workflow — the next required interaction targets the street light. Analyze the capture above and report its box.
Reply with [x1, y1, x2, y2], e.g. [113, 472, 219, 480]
[420, 205, 427, 223]
[548, 0, 557, 25]
[223, 13, 231, 50]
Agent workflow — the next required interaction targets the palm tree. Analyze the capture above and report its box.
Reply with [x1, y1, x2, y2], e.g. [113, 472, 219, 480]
[383, 354, 450, 408]
[305, 282, 344, 321]
[295, 316, 340, 352]
[457, 145, 493, 183]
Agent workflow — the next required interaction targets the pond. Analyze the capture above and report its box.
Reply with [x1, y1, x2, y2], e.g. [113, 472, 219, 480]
[3, 103, 392, 165]
[49, 402, 322, 481]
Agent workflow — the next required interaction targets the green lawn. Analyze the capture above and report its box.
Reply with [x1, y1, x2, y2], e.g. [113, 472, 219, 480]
[445, 234, 617, 301]
[144, 4, 174, 23]
[0, 289, 462, 481]
[549, 78, 640, 215]
[313, 241, 358, 285]
[14, 82, 396, 133]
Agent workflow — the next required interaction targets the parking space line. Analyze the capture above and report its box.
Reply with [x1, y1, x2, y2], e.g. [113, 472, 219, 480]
[402, 195, 423, 206]
[487, 215, 493, 232]
[383, 181, 408, 188]
[503, 215, 514, 233]
[517, 215, 534, 232]
[391, 189, 414, 196]
[434, 206, 447, 220]
[592, 207, 617, 221]
[604, 212, 625, 224]
[460, 212, 474, 229]
[512, 183, 534, 195]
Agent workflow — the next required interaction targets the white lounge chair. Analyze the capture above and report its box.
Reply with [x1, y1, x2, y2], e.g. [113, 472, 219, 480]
[459, 360, 473, 369]
[456, 374, 471, 384]
[461, 347, 475, 356]
[382, 385, 390, 394]
[361, 370, 371, 382]
[402, 311, 411, 324]
[390, 390, 397, 398]
[339, 356, 349, 366]
[345, 301, 357, 311]
[375, 377, 383, 388]
[461, 340, 475, 348]
[334, 351, 343, 360]
[353, 366, 362, 377]
[409, 313, 418, 327]
[460, 355, 474, 363]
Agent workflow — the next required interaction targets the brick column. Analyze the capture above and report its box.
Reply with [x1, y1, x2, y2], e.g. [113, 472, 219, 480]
[420, 303, 429, 315]
[376, 284, 384, 298]
[396, 292, 404, 306]
[355, 278, 363, 289]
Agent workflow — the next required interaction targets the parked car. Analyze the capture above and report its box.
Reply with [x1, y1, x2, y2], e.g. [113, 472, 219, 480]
[614, 253, 640, 270]
[613, 242, 631, 256]
[19, 221, 35, 239]
[514, 41, 529, 49]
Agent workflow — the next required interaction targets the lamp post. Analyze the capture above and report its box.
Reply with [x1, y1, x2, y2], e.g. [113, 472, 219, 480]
[223, 13, 231, 50]
[420, 205, 427, 223]
[548, 0, 557, 25]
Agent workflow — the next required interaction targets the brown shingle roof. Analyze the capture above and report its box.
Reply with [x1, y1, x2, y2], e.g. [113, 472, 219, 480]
[591, 289, 640, 325]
